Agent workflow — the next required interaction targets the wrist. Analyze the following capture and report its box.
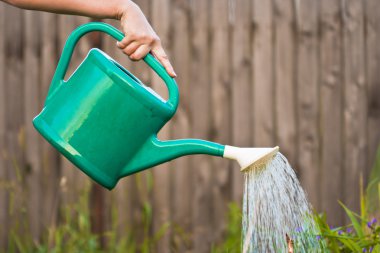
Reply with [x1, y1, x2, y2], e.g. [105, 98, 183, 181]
[115, 0, 138, 20]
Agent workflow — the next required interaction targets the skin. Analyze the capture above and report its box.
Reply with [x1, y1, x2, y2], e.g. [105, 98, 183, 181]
[1, 0, 176, 77]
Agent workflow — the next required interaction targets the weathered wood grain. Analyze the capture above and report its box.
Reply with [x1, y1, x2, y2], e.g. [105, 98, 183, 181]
[57, 16, 91, 208]
[231, 0, 252, 203]
[210, 0, 231, 245]
[342, 0, 367, 215]
[23, 10, 42, 241]
[0, 2, 7, 248]
[171, 0, 193, 251]
[126, 1, 155, 247]
[189, 0, 214, 251]
[252, 0, 275, 147]
[319, 0, 345, 225]
[4, 3, 25, 235]
[40, 13, 60, 230]
[365, 0, 380, 180]
[273, 0, 297, 164]
[151, 0, 172, 251]
[294, 0, 320, 209]
[101, 19, 135, 240]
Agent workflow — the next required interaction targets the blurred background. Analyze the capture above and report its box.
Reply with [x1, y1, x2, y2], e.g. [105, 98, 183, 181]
[0, 0, 380, 252]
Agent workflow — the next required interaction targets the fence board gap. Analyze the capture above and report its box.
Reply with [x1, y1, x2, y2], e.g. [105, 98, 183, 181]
[365, 0, 380, 182]
[0, 2, 8, 248]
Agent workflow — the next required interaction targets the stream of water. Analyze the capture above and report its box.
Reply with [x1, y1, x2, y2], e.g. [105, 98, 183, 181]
[242, 153, 325, 252]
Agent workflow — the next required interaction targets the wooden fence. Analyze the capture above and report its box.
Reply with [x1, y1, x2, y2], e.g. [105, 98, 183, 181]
[1, 0, 380, 252]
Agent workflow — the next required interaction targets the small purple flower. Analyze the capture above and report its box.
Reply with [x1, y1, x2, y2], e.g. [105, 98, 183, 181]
[295, 227, 303, 232]
[346, 227, 353, 233]
[316, 235, 321, 240]
[338, 230, 343, 235]
[363, 248, 367, 252]
[367, 218, 377, 228]
[370, 247, 373, 253]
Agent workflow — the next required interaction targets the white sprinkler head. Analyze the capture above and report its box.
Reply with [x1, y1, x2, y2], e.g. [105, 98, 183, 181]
[223, 145, 279, 172]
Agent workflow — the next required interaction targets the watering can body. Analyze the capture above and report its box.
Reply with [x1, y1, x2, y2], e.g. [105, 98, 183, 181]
[33, 23, 224, 190]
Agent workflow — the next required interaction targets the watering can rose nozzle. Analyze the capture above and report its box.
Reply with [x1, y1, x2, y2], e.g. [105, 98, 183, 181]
[223, 145, 280, 172]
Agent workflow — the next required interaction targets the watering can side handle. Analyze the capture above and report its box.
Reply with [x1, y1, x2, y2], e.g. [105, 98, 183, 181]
[47, 22, 179, 112]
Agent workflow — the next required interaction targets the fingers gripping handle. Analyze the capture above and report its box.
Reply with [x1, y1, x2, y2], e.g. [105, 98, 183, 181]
[48, 22, 179, 112]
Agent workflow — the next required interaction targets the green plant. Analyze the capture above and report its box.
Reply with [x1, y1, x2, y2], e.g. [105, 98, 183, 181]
[314, 146, 380, 253]
[5, 180, 170, 253]
[211, 203, 241, 253]
[315, 204, 380, 252]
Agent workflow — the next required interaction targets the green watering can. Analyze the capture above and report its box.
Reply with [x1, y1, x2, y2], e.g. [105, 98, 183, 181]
[33, 22, 278, 190]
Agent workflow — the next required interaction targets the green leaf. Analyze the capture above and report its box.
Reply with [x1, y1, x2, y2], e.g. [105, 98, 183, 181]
[339, 238, 362, 252]
[339, 201, 364, 238]
[10, 231, 27, 253]
[366, 145, 380, 214]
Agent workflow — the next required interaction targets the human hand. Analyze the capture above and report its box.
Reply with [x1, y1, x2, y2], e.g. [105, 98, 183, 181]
[116, 1, 176, 77]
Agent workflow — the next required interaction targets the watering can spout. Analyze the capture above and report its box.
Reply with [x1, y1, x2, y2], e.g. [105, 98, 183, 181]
[223, 145, 279, 172]
[122, 136, 225, 177]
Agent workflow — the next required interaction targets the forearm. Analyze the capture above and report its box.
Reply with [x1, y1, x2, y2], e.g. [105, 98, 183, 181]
[1, 0, 177, 77]
[3, 0, 133, 20]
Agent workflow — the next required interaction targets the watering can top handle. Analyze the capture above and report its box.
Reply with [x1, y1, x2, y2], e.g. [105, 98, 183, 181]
[49, 22, 179, 112]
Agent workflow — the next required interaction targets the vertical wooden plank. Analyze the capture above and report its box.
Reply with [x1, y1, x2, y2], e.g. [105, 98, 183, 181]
[57, 16, 109, 244]
[151, 0, 172, 251]
[294, 0, 320, 208]
[24, 10, 42, 241]
[171, 0, 193, 251]
[189, 0, 213, 252]
[210, 0, 232, 245]
[4, 5, 26, 241]
[0, 2, 7, 248]
[342, 0, 367, 213]
[101, 19, 135, 239]
[231, 0, 252, 203]
[40, 13, 60, 230]
[103, 2, 153, 243]
[273, 0, 296, 164]
[125, 2, 155, 247]
[365, 0, 380, 178]
[252, 0, 275, 147]
[57, 16, 91, 207]
[319, 0, 344, 225]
